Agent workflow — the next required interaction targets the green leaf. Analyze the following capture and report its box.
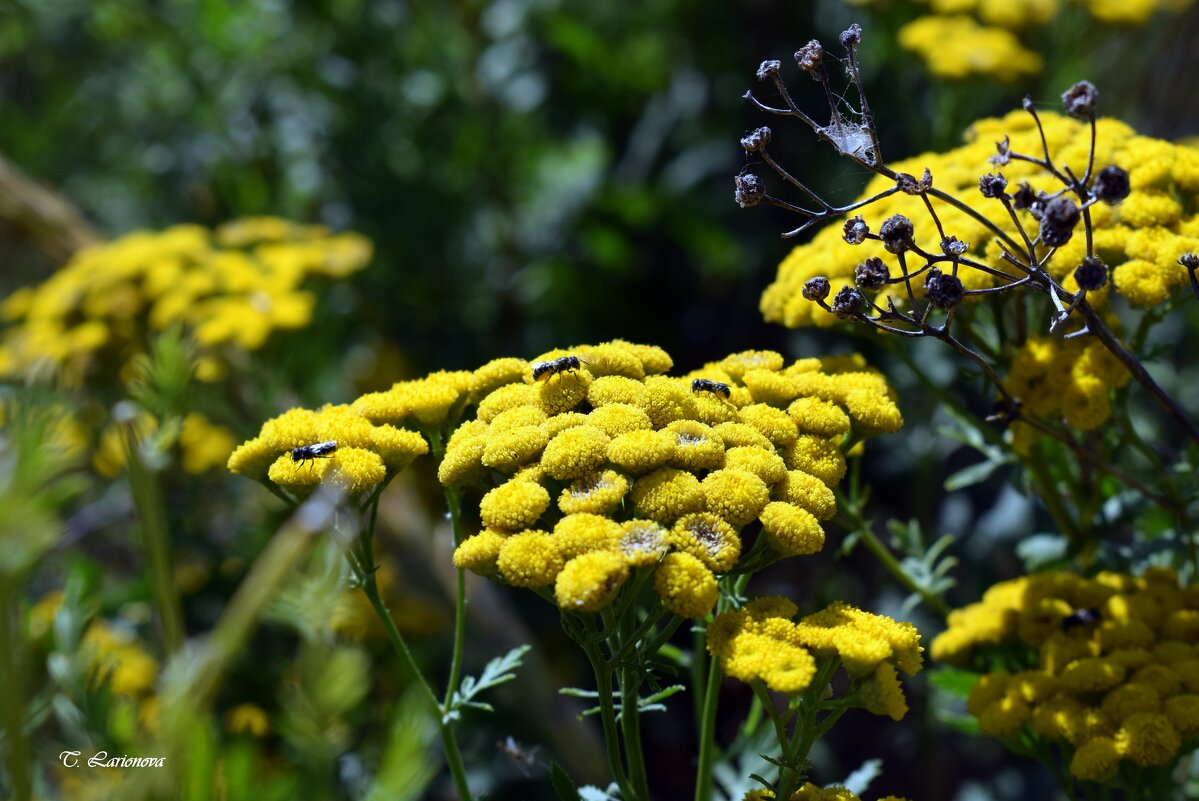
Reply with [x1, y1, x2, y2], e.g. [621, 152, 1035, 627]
[551, 762, 582, 801]
[445, 644, 531, 723]
[944, 458, 1004, 492]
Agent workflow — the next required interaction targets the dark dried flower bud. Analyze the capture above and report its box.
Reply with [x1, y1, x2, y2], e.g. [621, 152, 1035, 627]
[990, 135, 1011, 167]
[794, 40, 824, 75]
[941, 236, 969, 256]
[831, 285, 863, 318]
[879, 214, 915, 254]
[1062, 80, 1099, 118]
[734, 173, 765, 208]
[1092, 166, 1130, 204]
[1179, 252, 1199, 271]
[839, 24, 862, 49]
[896, 169, 933, 196]
[757, 60, 782, 81]
[854, 257, 889, 290]
[1074, 256, 1108, 291]
[803, 276, 831, 302]
[1011, 182, 1036, 210]
[979, 173, 1008, 198]
[1039, 196, 1081, 246]
[740, 127, 772, 152]
[842, 215, 870, 245]
[924, 268, 965, 309]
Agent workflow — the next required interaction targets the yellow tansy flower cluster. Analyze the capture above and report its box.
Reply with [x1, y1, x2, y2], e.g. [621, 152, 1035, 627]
[872, 1, 1195, 81]
[1003, 336, 1131, 445]
[762, 111, 1199, 329]
[932, 569, 1199, 781]
[0, 217, 372, 384]
[708, 598, 923, 719]
[228, 402, 429, 499]
[897, 16, 1042, 82]
[446, 342, 903, 619]
[744, 786, 910, 801]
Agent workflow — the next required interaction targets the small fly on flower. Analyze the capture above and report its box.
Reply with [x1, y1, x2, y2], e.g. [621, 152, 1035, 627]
[291, 440, 338, 467]
[532, 355, 583, 383]
[497, 735, 539, 776]
[1061, 607, 1101, 631]
[691, 378, 732, 399]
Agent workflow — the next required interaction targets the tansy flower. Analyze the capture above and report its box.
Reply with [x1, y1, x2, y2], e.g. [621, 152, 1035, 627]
[760, 502, 825, 556]
[632, 468, 705, 523]
[453, 529, 507, 574]
[555, 552, 630, 612]
[559, 470, 630, 516]
[616, 520, 670, 567]
[480, 481, 551, 531]
[1116, 713, 1181, 767]
[553, 514, 622, 561]
[608, 429, 677, 473]
[670, 513, 741, 573]
[1069, 737, 1121, 781]
[654, 552, 719, 618]
[497, 530, 563, 588]
[701, 469, 771, 526]
[860, 662, 910, 721]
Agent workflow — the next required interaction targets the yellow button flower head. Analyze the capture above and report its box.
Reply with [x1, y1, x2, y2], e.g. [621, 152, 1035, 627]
[632, 468, 706, 523]
[1069, 736, 1121, 781]
[608, 429, 677, 474]
[480, 480, 552, 531]
[496, 530, 563, 588]
[555, 551, 631, 612]
[616, 520, 670, 567]
[452, 529, 507, 574]
[760, 502, 825, 556]
[542, 425, 612, 480]
[558, 470, 630, 516]
[654, 552, 719, 618]
[701, 469, 771, 526]
[1116, 713, 1181, 767]
[670, 513, 741, 573]
[859, 662, 910, 721]
[553, 514, 622, 561]
[443, 341, 902, 615]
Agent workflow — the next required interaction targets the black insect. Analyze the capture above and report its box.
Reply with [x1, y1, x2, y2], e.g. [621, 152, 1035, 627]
[290, 440, 338, 467]
[1061, 607, 1102, 631]
[497, 736, 539, 776]
[691, 378, 732, 399]
[532, 355, 582, 382]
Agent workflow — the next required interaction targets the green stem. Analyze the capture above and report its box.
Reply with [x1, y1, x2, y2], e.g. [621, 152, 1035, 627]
[578, 618, 634, 799]
[617, 609, 651, 801]
[1024, 446, 1082, 544]
[354, 501, 473, 801]
[837, 496, 951, 619]
[124, 428, 184, 653]
[0, 581, 31, 801]
[776, 660, 838, 801]
[442, 486, 468, 708]
[694, 655, 722, 801]
[620, 659, 651, 800]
